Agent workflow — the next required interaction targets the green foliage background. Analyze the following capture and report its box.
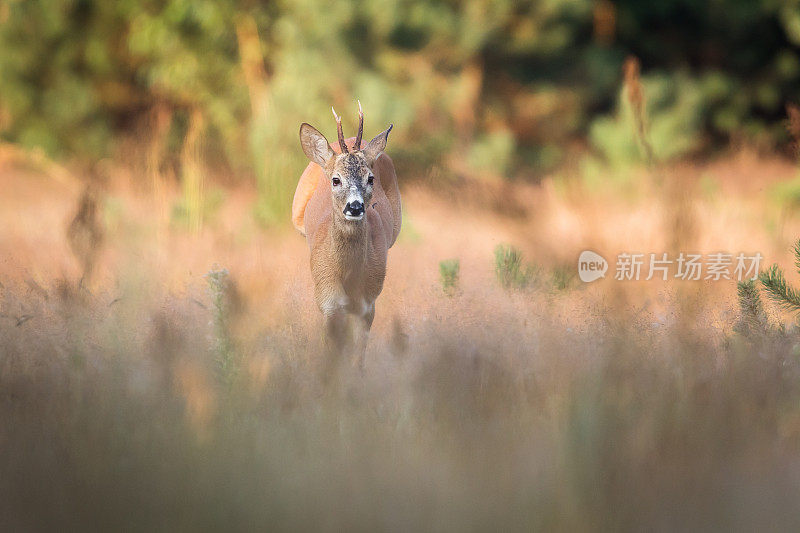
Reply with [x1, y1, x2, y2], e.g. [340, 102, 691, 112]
[2, 0, 800, 221]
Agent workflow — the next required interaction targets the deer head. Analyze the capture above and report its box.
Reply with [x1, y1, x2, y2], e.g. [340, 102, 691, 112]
[299, 102, 392, 223]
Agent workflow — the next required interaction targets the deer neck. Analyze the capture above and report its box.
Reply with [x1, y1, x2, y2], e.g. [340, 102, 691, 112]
[329, 211, 369, 273]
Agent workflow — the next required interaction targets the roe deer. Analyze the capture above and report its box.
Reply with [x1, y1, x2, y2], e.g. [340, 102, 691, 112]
[293, 103, 401, 368]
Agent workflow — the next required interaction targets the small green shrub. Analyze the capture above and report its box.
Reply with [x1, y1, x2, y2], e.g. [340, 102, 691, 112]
[759, 246, 800, 314]
[736, 279, 769, 336]
[550, 264, 577, 292]
[439, 259, 460, 295]
[494, 244, 533, 290]
[737, 239, 800, 334]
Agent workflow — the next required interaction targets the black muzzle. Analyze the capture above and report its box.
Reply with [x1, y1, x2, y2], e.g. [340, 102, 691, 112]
[344, 201, 365, 218]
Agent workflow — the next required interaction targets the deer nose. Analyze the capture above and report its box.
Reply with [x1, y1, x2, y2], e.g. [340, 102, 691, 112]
[346, 200, 363, 213]
[344, 200, 365, 219]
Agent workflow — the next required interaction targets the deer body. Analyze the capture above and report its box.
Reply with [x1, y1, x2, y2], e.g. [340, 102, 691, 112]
[294, 108, 400, 364]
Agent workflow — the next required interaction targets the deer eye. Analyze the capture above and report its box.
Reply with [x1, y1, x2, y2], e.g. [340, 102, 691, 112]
[367, 174, 374, 185]
[332, 176, 341, 186]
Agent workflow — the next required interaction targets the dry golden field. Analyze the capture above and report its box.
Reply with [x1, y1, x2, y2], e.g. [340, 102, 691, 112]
[4, 148, 800, 530]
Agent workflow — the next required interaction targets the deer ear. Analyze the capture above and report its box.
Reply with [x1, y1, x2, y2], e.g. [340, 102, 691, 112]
[300, 123, 335, 167]
[362, 124, 393, 165]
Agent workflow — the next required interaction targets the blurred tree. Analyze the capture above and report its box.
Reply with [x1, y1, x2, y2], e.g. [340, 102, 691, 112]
[1, 0, 800, 220]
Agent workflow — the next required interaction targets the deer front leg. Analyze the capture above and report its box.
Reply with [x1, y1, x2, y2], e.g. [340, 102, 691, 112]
[317, 307, 350, 386]
[323, 307, 348, 357]
[351, 302, 375, 371]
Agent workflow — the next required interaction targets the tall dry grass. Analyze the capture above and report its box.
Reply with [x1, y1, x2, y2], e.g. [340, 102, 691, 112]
[2, 265, 800, 531]
[4, 141, 800, 529]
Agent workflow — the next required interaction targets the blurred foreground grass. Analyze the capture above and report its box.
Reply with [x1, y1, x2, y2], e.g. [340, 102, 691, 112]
[3, 270, 800, 531]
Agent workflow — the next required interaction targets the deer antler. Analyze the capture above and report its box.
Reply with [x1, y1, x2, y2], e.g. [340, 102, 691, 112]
[354, 100, 364, 150]
[331, 106, 349, 154]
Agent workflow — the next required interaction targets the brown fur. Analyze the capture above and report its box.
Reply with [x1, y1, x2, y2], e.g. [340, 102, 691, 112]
[295, 129, 401, 367]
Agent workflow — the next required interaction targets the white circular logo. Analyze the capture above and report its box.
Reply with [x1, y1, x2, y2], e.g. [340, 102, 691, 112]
[578, 251, 608, 282]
